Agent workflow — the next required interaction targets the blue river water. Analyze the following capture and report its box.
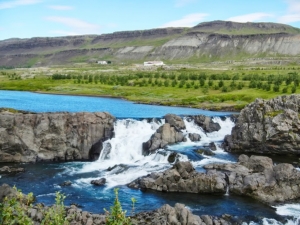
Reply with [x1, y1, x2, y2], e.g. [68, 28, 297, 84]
[0, 90, 298, 224]
[0, 90, 233, 118]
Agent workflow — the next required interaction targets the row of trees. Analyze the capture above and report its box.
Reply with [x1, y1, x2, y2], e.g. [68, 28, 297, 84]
[50, 71, 299, 94]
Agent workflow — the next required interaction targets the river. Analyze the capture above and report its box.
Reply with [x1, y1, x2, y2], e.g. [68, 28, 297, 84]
[0, 90, 299, 224]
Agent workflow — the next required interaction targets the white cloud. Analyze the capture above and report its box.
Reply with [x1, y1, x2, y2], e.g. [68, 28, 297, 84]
[161, 13, 208, 28]
[175, 0, 197, 7]
[278, 14, 300, 23]
[285, 0, 300, 13]
[0, 0, 41, 9]
[48, 5, 73, 10]
[45, 16, 100, 34]
[278, 0, 300, 23]
[227, 13, 274, 23]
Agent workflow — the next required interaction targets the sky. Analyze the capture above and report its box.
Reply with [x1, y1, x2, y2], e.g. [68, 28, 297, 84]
[0, 0, 300, 40]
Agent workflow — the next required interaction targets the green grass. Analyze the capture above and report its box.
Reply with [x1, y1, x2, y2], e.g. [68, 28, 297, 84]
[1, 66, 300, 111]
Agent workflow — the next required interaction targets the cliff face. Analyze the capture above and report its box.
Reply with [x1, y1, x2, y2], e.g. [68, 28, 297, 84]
[224, 94, 300, 154]
[0, 111, 115, 162]
[0, 21, 300, 66]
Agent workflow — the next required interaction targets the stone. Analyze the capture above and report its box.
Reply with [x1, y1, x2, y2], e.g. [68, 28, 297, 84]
[60, 180, 72, 187]
[0, 111, 115, 162]
[224, 95, 300, 155]
[164, 114, 186, 131]
[129, 155, 300, 205]
[190, 115, 221, 133]
[91, 178, 106, 186]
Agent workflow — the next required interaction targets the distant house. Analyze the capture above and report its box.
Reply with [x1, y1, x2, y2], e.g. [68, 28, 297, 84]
[144, 61, 164, 66]
[97, 61, 108, 65]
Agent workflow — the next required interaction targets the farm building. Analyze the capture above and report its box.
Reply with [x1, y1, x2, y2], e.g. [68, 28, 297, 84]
[97, 61, 108, 65]
[144, 61, 164, 66]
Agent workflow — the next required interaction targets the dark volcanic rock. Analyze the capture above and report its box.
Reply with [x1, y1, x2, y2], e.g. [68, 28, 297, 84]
[0, 166, 24, 174]
[224, 95, 300, 154]
[188, 133, 201, 141]
[131, 203, 235, 225]
[195, 148, 215, 156]
[142, 115, 186, 155]
[60, 181, 72, 187]
[0, 111, 115, 162]
[129, 155, 300, 205]
[128, 161, 227, 193]
[91, 178, 106, 186]
[164, 113, 186, 131]
[191, 115, 221, 133]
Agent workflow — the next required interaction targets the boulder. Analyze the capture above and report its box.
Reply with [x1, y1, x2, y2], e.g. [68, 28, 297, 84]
[195, 148, 215, 156]
[164, 114, 186, 131]
[142, 123, 185, 155]
[60, 181, 72, 187]
[0, 111, 115, 162]
[188, 133, 201, 141]
[190, 115, 221, 133]
[91, 178, 106, 186]
[224, 95, 300, 154]
[0, 166, 24, 174]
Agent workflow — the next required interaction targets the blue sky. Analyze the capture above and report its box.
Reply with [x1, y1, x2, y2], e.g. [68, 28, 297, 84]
[0, 0, 300, 40]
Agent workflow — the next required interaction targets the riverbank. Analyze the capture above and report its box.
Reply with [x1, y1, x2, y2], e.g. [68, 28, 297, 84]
[1, 65, 298, 112]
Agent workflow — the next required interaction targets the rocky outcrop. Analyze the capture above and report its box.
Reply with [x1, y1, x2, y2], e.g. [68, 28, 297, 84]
[131, 203, 235, 225]
[205, 155, 300, 204]
[142, 114, 186, 155]
[0, 111, 115, 162]
[128, 161, 227, 193]
[190, 115, 221, 133]
[0, 166, 24, 174]
[129, 155, 300, 205]
[224, 95, 300, 154]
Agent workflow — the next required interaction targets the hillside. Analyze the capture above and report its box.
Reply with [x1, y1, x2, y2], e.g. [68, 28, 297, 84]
[0, 21, 300, 67]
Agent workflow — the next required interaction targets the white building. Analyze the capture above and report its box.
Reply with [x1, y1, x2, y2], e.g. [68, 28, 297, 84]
[144, 61, 164, 66]
[97, 61, 108, 65]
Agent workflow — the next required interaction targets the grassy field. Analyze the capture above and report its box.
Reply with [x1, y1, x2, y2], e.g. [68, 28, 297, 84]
[0, 64, 299, 111]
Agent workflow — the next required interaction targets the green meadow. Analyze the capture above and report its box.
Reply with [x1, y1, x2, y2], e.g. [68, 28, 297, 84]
[1, 64, 299, 111]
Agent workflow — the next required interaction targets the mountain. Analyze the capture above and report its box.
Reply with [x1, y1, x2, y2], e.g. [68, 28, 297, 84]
[0, 20, 300, 67]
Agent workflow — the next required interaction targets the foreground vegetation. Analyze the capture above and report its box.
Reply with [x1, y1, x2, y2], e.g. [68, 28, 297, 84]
[0, 187, 133, 225]
[0, 64, 300, 111]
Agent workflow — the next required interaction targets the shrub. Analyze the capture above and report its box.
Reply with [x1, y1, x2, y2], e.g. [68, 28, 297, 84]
[104, 188, 131, 225]
[273, 85, 280, 92]
[282, 87, 288, 93]
[41, 192, 69, 225]
[0, 187, 34, 225]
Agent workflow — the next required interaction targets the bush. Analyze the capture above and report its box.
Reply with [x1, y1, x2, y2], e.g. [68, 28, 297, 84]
[104, 188, 131, 225]
[0, 187, 69, 225]
[41, 192, 69, 225]
[0, 187, 34, 225]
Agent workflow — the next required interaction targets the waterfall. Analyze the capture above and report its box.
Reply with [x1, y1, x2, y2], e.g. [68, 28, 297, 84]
[76, 116, 235, 187]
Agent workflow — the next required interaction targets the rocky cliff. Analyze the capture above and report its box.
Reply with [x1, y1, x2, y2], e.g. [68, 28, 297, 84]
[0, 110, 115, 162]
[223, 94, 300, 154]
[1, 21, 300, 67]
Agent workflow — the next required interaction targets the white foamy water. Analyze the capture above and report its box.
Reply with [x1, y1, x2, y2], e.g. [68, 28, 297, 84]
[246, 216, 300, 225]
[71, 117, 235, 187]
[183, 116, 235, 143]
[275, 204, 300, 217]
[74, 119, 177, 187]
